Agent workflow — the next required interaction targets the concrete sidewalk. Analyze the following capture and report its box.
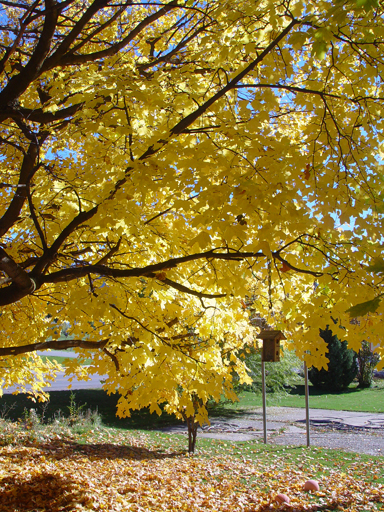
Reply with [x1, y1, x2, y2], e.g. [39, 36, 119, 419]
[159, 407, 384, 436]
[265, 406, 384, 429]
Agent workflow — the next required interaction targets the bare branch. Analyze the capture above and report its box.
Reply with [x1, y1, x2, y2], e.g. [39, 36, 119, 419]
[27, 187, 48, 251]
[0, 337, 110, 358]
[44, 1, 179, 69]
[103, 347, 120, 371]
[0, 0, 40, 75]
[39, 248, 265, 284]
[0, 103, 83, 124]
[41, 0, 112, 70]
[159, 276, 226, 299]
[273, 253, 323, 277]
[96, 238, 122, 265]
[31, 205, 99, 275]
[140, 19, 298, 159]
[0, 0, 58, 107]
[0, 140, 41, 238]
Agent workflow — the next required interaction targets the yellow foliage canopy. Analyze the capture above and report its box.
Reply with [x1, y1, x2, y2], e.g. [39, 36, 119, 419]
[0, 0, 383, 417]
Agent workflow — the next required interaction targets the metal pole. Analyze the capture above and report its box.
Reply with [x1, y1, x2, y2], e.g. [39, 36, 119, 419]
[304, 361, 310, 447]
[262, 360, 267, 443]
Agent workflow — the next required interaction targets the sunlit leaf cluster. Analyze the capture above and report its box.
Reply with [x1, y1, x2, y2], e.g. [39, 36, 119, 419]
[0, 0, 383, 418]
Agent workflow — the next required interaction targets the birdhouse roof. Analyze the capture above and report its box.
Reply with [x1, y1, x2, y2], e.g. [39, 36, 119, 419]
[257, 330, 287, 341]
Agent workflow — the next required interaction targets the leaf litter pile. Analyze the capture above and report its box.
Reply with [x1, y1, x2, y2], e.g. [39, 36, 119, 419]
[0, 430, 383, 511]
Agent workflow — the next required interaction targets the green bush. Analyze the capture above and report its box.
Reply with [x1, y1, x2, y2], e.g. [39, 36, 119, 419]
[357, 341, 380, 388]
[309, 328, 358, 391]
[236, 346, 302, 396]
[0, 393, 103, 446]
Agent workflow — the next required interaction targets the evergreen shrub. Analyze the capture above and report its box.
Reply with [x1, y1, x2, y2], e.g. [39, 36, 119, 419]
[308, 328, 358, 391]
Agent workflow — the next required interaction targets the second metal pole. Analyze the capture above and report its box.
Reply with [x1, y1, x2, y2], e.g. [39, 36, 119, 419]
[262, 360, 267, 443]
[304, 361, 310, 447]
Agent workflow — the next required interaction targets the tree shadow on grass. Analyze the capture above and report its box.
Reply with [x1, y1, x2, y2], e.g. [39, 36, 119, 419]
[0, 472, 89, 512]
[207, 402, 263, 420]
[54, 439, 184, 460]
[24, 438, 185, 461]
[287, 385, 364, 397]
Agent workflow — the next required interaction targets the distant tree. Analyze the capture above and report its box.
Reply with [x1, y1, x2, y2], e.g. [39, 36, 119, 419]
[309, 328, 358, 391]
[357, 341, 380, 388]
[235, 346, 302, 396]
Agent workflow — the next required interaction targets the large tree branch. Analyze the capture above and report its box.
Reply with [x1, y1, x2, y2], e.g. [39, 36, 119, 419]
[0, 140, 42, 238]
[39, 249, 265, 284]
[42, 1, 178, 70]
[31, 205, 99, 275]
[38, 248, 323, 283]
[0, 247, 36, 291]
[0, 338, 110, 358]
[0, 282, 36, 305]
[169, 20, 298, 136]
[41, 0, 112, 71]
[0, 246, 325, 307]
[235, 82, 384, 104]
[139, 19, 298, 159]
[0, 103, 83, 124]
[69, 5, 126, 55]
[0, 0, 58, 108]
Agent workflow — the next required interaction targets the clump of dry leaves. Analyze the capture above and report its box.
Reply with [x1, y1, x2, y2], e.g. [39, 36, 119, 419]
[0, 430, 383, 512]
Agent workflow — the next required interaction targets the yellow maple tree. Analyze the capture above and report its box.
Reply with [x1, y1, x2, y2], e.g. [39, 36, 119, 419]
[0, 0, 383, 422]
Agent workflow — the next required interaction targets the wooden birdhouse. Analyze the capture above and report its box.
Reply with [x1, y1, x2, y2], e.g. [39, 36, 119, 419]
[257, 330, 286, 362]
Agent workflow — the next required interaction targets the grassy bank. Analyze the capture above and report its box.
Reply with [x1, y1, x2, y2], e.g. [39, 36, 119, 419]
[0, 389, 181, 429]
[1, 379, 383, 432]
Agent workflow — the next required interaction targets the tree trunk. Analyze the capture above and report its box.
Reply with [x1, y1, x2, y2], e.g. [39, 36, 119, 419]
[186, 415, 198, 454]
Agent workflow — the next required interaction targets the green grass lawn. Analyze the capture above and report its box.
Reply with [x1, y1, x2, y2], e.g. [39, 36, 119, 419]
[271, 380, 384, 412]
[68, 425, 384, 486]
[215, 379, 384, 414]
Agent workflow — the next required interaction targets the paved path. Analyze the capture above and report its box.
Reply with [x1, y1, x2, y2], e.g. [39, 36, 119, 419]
[267, 406, 384, 429]
[36, 350, 78, 358]
[2, 369, 107, 393]
[158, 407, 384, 456]
[3, 351, 106, 393]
